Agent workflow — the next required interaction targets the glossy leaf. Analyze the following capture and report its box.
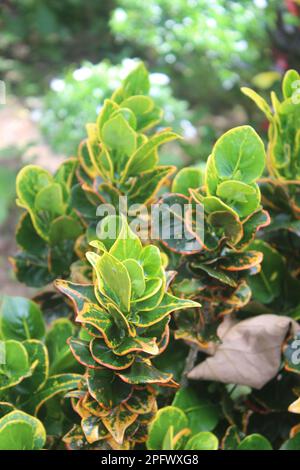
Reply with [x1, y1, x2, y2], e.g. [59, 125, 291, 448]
[172, 167, 203, 197]
[211, 125, 265, 184]
[237, 434, 272, 450]
[0, 296, 45, 341]
[0, 410, 46, 450]
[172, 387, 219, 433]
[247, 240, 285, 304]
[147, 406, 188, 450]
[0, 340, 31, 391]
[25, 373, 82, 415]
[185, 432, 218, 450]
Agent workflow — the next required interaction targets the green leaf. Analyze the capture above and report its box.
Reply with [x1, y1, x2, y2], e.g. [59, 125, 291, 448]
[117, 359, 172, 385]
[212, 126, 266, 184]
[162, 425, 175, 450]
[122, 63, 150, 97]
[235, 209, 270, 249]
[102, 114, 137, 157]
[205, 154, 218, 196]
[247, 240, 285, 304]
[157, 192, 203, 254]
[219, 250, 263, 271]
[241, 87, 273, 120]
[15, 213, 46, 256]
[172, 167, 203, 197]
[237, 434, 272, 450]
[88, 138, 114, 180]
[69, 337, 101, 368]
[132, 278, 163, 309]
[112, 107, 137, 130]
[147, 406, 188, 450]
[16, 165, 52, 210]
[0, 340, 31, 391]
[54, 157, 77, 189]
[49, 215, 83, 244]
[191, 263, 237, 287]
[93, 252, 131, 313]
[81, 415, 109, 444]
[139, 245, 163, 278]
[216, 181, 260, 218]
[71, 183, 97, 222]
[139, 293, 200, 327]
[101, 404, 138, 445]
[108, 215, 143, 261]
[208, 210, 243, 246]
[78, 138, 97, 178]
[96, 99, 119, 138]
[0, 402, 15, 419]
[46, 319, 76, 374]
[11, 251, 54, 288]
[123, 130, 179, 178]
[34, 183, 65, 218]
[121, 95, 153, 115]
[280, 433, 300, 450]
[90, 337, 134, 370]
[87, 368, 132, 409]
[114, 336, 159, 356]
[55, 280, 124, 349]
[282, 69, 300, 100]
[125, 387, 156, 415]
[202, 195, 237, 217]
[0, 296, 45, 341]
[0, 410, 46, 450]
[185, 432, 219, 450]
[127, 165, 175, 205]
[25, 373, 82, 415]
[172, 387, 219, 433]
[123, 259, 146, 299]
[21, 340, 49, 393]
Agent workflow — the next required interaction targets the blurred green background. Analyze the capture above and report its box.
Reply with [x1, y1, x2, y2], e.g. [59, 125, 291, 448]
[0, 0, 300, 295]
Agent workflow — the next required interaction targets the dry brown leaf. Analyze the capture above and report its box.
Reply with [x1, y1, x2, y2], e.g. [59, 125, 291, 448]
[188, 314, 300, 389]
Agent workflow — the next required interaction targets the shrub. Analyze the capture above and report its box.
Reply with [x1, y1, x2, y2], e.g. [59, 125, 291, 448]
[0, 296, 82, 449]
[3, 63, 300, 450]
[55, 215, 198, 449]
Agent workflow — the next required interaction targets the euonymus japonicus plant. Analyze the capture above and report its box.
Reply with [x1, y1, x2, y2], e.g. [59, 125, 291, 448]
[146, 387, 274, 451]
[12, 64, 178, 288]
[55, 215, 199, 449]
[12, 158, 83, 287]
[241, 70, 300, 312]
[158, 114, 300, 449]
[147, 386, 219, 451]
[242, 70, 300, 442]
[0, 296, 82, 449]
[159, 125, 269, 345]
[8, 61, 300, 450]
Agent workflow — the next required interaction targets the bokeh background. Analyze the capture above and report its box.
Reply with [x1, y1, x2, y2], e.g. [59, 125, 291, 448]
[1, 0, 300, 296]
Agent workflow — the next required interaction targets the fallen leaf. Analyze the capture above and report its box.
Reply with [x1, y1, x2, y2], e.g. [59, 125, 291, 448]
[188, 314, 300, 389]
